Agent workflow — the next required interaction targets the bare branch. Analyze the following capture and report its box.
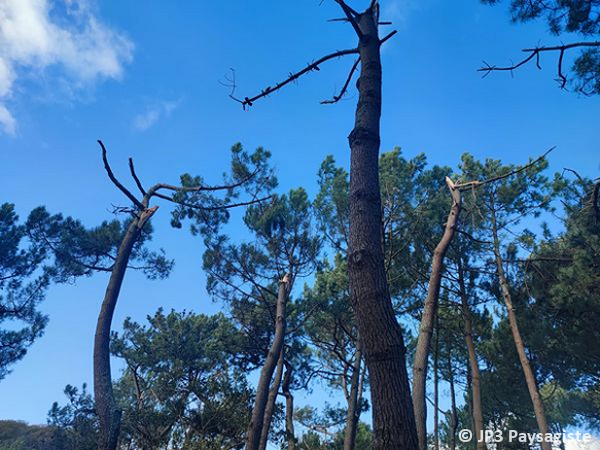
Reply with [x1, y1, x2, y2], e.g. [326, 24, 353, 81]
[454, 147, 555, 191]
[380, 30, 398, 45]
[478, 41, 600, 89]
[128, 158, 147, 197]
[321, 58, 360, 104]
[333, 0, 363, 38]
[153, 191, 272, 212]
[150, 167, 263, 195]
[234, 47, 359, 109]
[98, 140, 144, 210]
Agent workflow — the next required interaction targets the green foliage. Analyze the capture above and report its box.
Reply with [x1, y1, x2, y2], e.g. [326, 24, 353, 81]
[0, 201, 172, 380]
[170, 143, 277, 235]
[0, 420, 65, 450]
[111, 309, 252, 449]
[482, 0, 600, 94]
[47, 384, 98, 450]
[26, 206, 173, 281]
[482, 0, 599, 34]
[315, 149, 453, 309]
[0, 203, 49, 381]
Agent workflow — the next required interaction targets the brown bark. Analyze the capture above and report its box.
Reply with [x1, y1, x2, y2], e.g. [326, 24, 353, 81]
[94, 206, 158, 450]
[433, 316, 440, 450]
[246, 274, 291, 450]
[282, 360, 296, 450]
[346, 8, 418, 450]
[490, 208, 551, 450]
[447, 354, 458, 450]
[258, 352, 285, 450]
[343, 341, 363, 450]
[457, 259, 487, 450]
[412, 178, 461, 450]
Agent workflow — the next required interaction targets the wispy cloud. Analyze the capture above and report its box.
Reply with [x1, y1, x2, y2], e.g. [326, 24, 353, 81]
[0, 0, 134, 135]
[382, 0, 425, 27]
[133, 99, 181, 132]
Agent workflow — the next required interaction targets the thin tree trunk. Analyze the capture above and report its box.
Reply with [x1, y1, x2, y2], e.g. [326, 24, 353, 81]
[457, 258, 487, 450]
[94, 206, 158, 450]
[490, 208, 551, 450]
[344, 340, 363, 450]
[412, 178, 461, 450]
[258, 352, 285, 450]
[282, 360, 296, 450]
[246, 274, 291, 450]
[447, 353, 458, 450]
[433, 316, 440, 450]
[346, 8, 417, 450]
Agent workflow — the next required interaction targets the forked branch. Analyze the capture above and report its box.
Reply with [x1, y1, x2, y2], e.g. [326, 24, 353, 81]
[100, 140, 144, 210]
[98, 140, 268, 213]
[479, 41, 600, 89]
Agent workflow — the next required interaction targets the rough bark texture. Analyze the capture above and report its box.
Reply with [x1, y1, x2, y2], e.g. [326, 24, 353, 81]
[346, 8, 418, 450]
[458, 259, 487, 450]
[245, 274, 291, 450]
[282, 361, 296, 450]
[258, 353, 285, 450]
[343, 341, 363, 450]
[412, 179, 461, 450]
[94, 206, 157, 450]
[490, 209, 551, 450]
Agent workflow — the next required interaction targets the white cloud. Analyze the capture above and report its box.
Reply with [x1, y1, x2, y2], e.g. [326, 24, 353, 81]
[133, 99, 181, 132]
[566, 435, 600, 450]
[0, 104, 16, 135]
[382, 0, 425, 27]
[0, 0, 134, 135]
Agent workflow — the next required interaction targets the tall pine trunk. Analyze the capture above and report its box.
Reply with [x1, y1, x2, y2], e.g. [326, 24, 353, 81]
[412, 179, 460, 450]
[447, 352, 458, 450]
[457, 258, 487, 450]
[346, 9, 417, 450]
[282, 360, 296, 450]
[95, 206, 158, 450]
[433, 314, 440, 450]
[344, 340, 363, 450]
[246, 274, 291, 450]
[490, 208, 551, 450]
[258, 353, 285, 450]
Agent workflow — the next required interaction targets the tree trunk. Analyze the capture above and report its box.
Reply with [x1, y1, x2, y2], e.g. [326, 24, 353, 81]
[412, 178, 460, 450]
[447, 353, 458, 450]
[95, 206, 158, 450]
[490, 209, 551, 450]
[344, 340, 363, 450]
[457, 258, 487, 450]
[282, 360, 296, 450]
[346, 8, 418, 450]
[246, 274, 291, 450]
[258, 352, 285, 450]
[433, 316, 439, 450]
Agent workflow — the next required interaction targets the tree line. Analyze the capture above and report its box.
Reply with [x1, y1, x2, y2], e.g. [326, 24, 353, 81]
[1, 1, 599, 450]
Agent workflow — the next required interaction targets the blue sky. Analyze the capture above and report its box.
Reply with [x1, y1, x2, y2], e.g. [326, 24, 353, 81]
[0, 0, 599, 431]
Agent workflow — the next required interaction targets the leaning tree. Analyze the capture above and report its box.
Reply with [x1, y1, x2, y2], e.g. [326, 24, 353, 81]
[90, 141, 269, 450]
